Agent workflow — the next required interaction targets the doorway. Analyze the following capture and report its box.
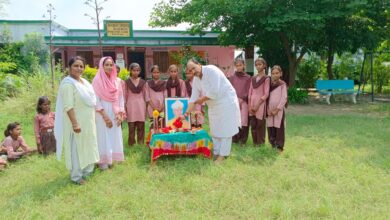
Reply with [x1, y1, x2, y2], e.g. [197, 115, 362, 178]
[127, 51, 145, 79]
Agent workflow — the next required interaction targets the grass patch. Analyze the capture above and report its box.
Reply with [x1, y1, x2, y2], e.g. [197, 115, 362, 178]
[0, 78, 389, 219]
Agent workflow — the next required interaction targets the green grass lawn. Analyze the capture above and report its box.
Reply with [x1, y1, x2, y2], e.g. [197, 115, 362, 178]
[0, 93, 389, 219]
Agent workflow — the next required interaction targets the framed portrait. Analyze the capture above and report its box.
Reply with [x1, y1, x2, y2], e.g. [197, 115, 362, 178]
[165, 97, 191, 129]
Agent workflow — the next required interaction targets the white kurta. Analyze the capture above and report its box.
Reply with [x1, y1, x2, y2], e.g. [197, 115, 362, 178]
[95, 95, 125, 165]
[190, 65, 241, 138]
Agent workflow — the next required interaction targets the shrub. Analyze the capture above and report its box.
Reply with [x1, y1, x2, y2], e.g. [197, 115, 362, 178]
[0, 73, 24, 100]
[288, 86, 309, 104]
[1, 72, 56, 115]
[0, 61, 17, 74]
[82, 65, 129, 82]
[118, 68, 129, 81]
[373, 64, 390, 94]
[333, 53, 362, 81]
[297, 55, 321, 89]
[82, 65, 98, 82]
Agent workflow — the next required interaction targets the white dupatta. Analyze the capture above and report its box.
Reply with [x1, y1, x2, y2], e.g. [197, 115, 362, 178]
[54, 76, 97, 161]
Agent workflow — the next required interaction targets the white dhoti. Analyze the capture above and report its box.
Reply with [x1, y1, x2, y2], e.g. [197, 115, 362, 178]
[212, 137, 232, 157]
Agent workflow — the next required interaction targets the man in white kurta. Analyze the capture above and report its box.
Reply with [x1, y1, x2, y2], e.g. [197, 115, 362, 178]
[186, 59, 241, 162]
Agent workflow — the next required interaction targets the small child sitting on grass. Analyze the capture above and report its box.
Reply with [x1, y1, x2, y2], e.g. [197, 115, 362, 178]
[1, 122, 35, 161]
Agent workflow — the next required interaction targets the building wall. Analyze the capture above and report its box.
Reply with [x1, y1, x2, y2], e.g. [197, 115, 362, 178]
[144, 45, 235, 78]
[0, 21, 68, 43]
[60, 45, 235, 78]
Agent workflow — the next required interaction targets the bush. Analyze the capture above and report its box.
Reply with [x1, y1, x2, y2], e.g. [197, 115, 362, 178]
[333, 53, 362, 81]
[0, 61, 17, 74]
[118, 68, 130, 80]
[0, 42, 28, 74]
[83, 65, 129, 82]
[297, 55, 321, 89]
[288, 86, 309, 104]
[1, 73, 56, 116]
[82, 65, 98, 82]
[0, 73, 24, 100]
[373, 64, 390, 94]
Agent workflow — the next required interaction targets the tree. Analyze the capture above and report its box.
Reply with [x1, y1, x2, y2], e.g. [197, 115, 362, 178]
[312, 0, 390, 79]
[21, 33, 49, 73]
[84, 0, 109, 57]
[0, 42, 27, 74]
[169, 45, 206, 79]
[0, 24, 12, 43]
[150, 0, 321, 86]
[43, 3, 56, 89]
[150, 0, 334, 86]
[150, 0, 389, 86]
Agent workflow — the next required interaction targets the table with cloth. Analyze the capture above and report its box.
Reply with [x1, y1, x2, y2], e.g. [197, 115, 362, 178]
[148, 129, 213, 162]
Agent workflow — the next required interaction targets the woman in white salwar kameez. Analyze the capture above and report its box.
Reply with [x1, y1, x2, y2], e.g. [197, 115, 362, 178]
[54, 56, 100, 185]
[185, 58, 241, 163]
[92, 57, 125, 170]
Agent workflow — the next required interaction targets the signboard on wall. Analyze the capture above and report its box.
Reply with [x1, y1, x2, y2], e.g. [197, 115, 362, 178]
[116, 53, 125, 68]
[104, 20, 133, 38]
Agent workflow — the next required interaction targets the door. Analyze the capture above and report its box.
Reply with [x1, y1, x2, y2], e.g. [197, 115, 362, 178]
[127, 51, 145, 79]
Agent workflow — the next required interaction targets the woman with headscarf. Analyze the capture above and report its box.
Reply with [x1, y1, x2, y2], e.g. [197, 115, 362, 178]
[92, 57, 125, 170]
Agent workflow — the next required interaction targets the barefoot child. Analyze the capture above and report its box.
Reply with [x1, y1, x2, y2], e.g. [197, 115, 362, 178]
[1, 122, 34, 160]
[248, 58, 270, 146]
[229, 58, 251, 145]
[123, 63, 149, 146]
[267, 65, 288, 152]
[34, 96, 56, 154]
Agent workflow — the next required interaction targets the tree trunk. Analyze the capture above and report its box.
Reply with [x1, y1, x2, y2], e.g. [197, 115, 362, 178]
[327, 46, 335, 79]
[279, 32, 306, 87]
[288, 63, 298, 87]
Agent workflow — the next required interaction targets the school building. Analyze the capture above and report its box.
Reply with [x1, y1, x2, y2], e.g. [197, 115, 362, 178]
[0, 20, 236, 78]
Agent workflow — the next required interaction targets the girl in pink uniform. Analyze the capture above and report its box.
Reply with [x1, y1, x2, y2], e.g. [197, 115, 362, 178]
[248, 58, 270, 146]
[267, 65, 288, 152]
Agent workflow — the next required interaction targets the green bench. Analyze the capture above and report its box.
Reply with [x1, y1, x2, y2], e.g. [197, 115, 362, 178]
[316, 80, 357, 104]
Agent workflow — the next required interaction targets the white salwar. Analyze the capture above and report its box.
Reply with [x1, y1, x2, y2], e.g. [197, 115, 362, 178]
[190, 65, 241, 156]
[95, 96, 125, 169]
[70, 134, 94, 182]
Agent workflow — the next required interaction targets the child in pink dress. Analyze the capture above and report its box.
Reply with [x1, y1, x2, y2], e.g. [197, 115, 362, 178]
[146, 65, 167, 129]
[229, 58, 251, 145]
[123, 63, 149, 146]
[34, 96, 56, 154]
[1, 122, 34, 160]
[166, 64, 186, 98]
[248, 58, 270, 146]
[267, 65, 288, 152]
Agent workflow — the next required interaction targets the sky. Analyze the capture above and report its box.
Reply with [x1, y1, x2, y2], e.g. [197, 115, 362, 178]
[3, 0, 189, 30]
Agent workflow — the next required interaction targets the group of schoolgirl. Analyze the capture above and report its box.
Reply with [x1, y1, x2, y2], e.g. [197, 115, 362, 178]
[229, 58, 288, 152]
